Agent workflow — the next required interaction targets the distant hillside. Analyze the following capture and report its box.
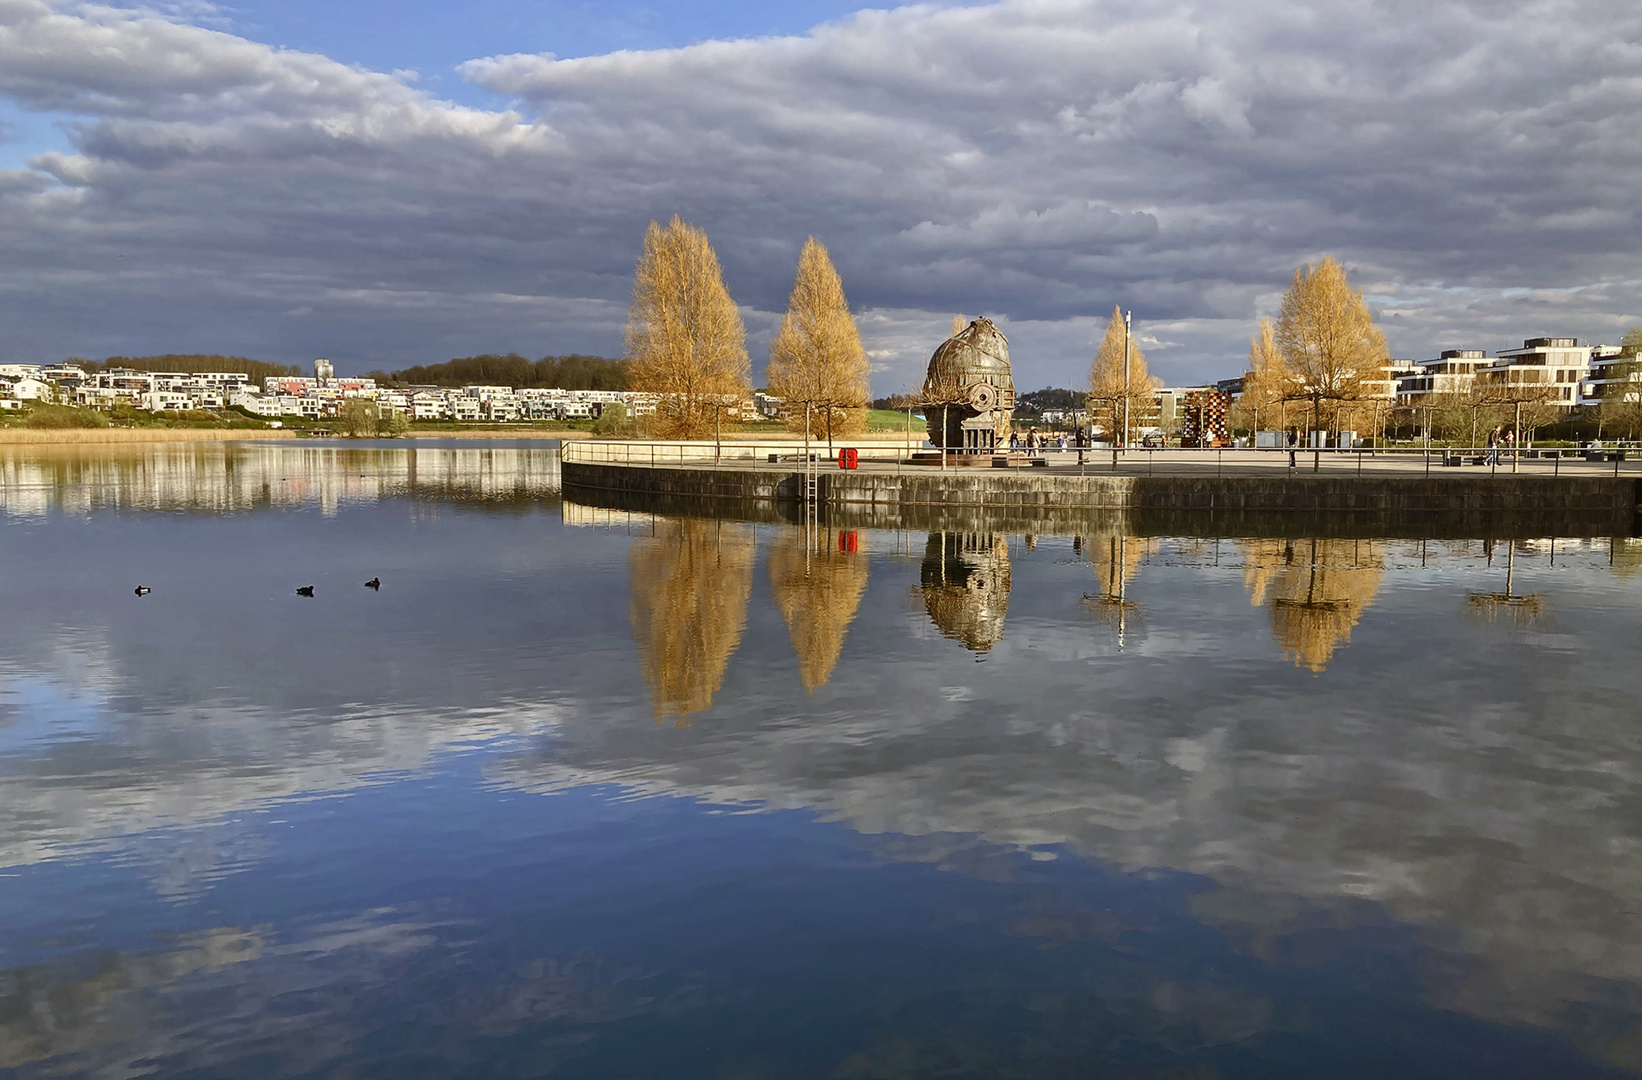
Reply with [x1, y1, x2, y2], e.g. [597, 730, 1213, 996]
[90, 354, 304, 382]
[1015, 387, 1083, 415]
[371, 353, 628, 390]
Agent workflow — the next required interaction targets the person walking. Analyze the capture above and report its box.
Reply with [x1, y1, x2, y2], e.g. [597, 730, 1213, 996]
[1485, 426, 1501, 466]
[1287, 426, 1299, 469]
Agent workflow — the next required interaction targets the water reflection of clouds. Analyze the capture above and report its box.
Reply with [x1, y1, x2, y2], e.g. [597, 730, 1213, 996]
[0, 912, 458, 1078]
[0, 656, 564, 874]
[8, 452, 1642, 1067]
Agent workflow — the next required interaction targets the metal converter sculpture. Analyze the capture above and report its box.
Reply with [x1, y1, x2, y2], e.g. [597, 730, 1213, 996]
[919, 531, 1012, 653]
[922, 318, 1016, 454]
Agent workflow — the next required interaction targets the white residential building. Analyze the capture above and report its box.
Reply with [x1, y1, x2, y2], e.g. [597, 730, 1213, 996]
[3, 376, 52, 401]
[1479, 337, 1592, 408]
[409, 392, 447, 420]
[1396, 350, 1491, 404]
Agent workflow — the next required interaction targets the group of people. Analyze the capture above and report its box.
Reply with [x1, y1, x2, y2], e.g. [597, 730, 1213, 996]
[1484, 425, 1517, 466]
[1009, 426, 1088, 452]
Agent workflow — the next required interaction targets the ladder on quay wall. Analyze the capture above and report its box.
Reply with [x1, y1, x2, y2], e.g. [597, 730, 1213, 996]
[803, 451, 819, 532]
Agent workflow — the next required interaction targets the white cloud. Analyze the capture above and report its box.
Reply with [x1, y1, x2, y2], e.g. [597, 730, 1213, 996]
[1, 0, 1640, 386]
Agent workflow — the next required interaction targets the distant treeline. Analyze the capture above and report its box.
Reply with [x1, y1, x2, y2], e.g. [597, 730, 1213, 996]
[87, 355, 304, 382]
[1016, 387, 1082, 414]
[870, 386, 1082, 414]
[369, 353, 628, 390]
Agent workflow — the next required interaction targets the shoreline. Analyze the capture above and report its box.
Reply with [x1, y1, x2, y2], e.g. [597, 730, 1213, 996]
[0, 428, 300, 445]
[0, 426, 922, 446]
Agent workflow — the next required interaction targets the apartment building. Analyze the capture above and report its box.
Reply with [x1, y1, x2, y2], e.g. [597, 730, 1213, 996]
[1396, 350, 1490, 404]
[1478, 337, 1591, 406]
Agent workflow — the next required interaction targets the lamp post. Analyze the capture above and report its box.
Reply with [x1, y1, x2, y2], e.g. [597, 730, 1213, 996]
[1513, 400, 1522, 474]
[1122, 309, 1132, 454]
[1311, 389, 1322, 472]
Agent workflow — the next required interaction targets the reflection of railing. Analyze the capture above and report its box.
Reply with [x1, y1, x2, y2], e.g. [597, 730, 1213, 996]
[559, 439, 916, 466]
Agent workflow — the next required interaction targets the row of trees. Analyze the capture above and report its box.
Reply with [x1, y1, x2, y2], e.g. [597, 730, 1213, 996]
[626, 216, 871, 442]
[1229, 258, 1642, 444]
[369, 353, 628, 390]
[90, 354, 304, 382]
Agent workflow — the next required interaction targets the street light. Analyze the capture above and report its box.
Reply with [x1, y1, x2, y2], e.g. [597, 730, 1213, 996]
[1122, 309, 1132, 454]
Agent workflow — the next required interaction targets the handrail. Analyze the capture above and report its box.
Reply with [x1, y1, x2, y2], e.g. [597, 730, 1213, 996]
[557, 438, 1631, 476]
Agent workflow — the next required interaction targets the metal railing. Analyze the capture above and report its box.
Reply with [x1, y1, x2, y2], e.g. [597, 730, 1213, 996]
[558, 438, 1634, 477]
[559, 439, 917, 466]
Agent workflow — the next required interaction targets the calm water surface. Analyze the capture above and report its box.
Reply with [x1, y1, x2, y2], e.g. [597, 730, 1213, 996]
[3, 441, 1642, 1078]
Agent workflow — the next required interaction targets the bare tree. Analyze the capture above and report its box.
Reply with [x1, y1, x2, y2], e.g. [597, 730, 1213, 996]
[1088, 305, 1155, 444]
[766, 237, 870, 450]
[625, 215, 749, 440]
[1274, 257, 1389, 433]
[1231, 316, 1295, 435]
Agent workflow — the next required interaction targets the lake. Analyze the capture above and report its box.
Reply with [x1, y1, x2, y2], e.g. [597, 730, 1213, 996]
[3, 440, 1642, 1079]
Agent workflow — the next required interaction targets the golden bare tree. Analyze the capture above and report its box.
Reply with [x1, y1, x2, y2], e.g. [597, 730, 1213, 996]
[1274, 257, 1389, 429]
[1088, 305, 1155, 442]
[766, 236, 869, 449]
[625, 215, 750, 439]
[1232, 317, 1296, 433]
[768, 528, 869, 693]
[628, 517, 755, 724]
[950, 314, 967, 336]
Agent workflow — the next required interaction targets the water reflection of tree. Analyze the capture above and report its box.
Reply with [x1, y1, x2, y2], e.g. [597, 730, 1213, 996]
[629, 518, 755, 723]
[768, 528, 869, 693]
[1468, 541, 1546, 627]
[919, 532, 1011, 654]
[1242, 538, 1385, 672]
[1081, 532, 1157, 646]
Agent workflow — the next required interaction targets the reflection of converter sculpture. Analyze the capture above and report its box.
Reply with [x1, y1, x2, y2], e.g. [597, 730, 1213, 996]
[919, 532, 1011, 653]
[923, 318, 1017, 454]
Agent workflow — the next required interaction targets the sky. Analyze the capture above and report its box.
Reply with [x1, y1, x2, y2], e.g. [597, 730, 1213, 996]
[1, 0, 1640, 391]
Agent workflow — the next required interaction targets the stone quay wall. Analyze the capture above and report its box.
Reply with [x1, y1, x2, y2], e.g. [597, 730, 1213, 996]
[563, 460, 1639, 517]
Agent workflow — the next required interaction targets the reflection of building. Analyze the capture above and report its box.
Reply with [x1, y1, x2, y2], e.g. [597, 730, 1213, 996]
[919, 532, 1011, 653]
[0, 444, 562, 519]
[628, 518, 755, 723]
[768, 528, 869, 692]
[1242, 538, 1384, 672]
[922, 319, 1016, 453]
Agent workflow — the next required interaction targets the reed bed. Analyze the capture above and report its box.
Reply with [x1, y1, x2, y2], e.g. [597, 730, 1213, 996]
[0, 427, 298, 445]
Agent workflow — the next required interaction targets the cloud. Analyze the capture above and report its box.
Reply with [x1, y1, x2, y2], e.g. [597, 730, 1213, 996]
[1, 0, 1640, 387]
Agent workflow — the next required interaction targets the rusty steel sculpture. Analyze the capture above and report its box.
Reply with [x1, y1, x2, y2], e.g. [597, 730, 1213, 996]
[922, 318, 1017, 455]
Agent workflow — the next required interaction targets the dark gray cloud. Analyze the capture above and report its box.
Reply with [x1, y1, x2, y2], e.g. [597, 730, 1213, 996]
[1, 0, 1640, 387]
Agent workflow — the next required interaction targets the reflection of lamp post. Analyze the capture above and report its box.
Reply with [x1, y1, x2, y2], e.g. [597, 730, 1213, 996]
[1469, 541, 1545, 625]
[1083, 532, 1143, 649]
